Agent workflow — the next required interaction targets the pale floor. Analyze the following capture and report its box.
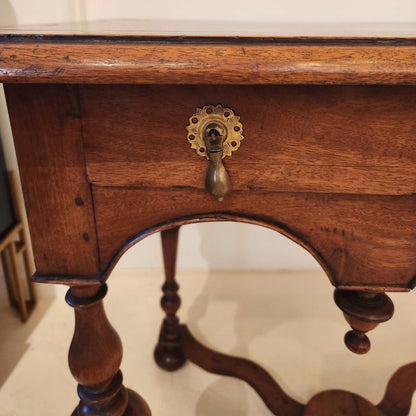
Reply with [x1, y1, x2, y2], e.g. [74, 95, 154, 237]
[0, 269, 415, 416]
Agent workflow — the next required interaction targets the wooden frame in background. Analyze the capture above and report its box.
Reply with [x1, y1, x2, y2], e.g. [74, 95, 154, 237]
[0, 171, 36, 321]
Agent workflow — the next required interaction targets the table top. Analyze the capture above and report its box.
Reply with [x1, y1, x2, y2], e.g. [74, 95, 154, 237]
[0, 20, 416, 85]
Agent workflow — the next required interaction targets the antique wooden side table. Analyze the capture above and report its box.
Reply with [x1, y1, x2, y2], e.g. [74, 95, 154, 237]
[1, 21, 416, 416]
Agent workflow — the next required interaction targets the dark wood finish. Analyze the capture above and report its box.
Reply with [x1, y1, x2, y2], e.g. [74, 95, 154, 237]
[377, 362, 416, 416]
[181, 325, 304, 415]
[92, 188, 416, 291]
[0, 28, 416, 84]
[154, 227, 186, 371]
[304, 391, 384, 416]
[4, 84, 99, 278]
[81, 85, 416, 196]
[2, 22, 416, 415]
[334, 290, 394, 354]
[181, 325, 416, 416]
[66, 283, 150, 416]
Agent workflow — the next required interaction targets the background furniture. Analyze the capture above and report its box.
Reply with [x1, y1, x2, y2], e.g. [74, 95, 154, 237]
[0, 144, 15, 241]
[0, 168, 36, 321]
[0, 21, 415, 415]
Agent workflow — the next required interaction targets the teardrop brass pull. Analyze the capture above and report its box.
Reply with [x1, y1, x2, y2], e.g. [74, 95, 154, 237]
[186, 105, 244, 201]
[204, 129, 232, 201]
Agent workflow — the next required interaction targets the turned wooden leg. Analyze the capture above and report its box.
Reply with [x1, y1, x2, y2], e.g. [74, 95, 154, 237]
[154, 227, 186, 371]
[66, 283, 151, 416]
[334, 289, 394, 354]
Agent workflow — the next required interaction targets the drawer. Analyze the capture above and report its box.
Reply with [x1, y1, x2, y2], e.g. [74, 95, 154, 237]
[5, 84, 416, 290]
[81, 85, 416, 195]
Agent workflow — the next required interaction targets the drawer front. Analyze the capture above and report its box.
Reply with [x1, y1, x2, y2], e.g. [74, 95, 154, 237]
[92, 187, 416, 290]
[81, 85, 416, 196]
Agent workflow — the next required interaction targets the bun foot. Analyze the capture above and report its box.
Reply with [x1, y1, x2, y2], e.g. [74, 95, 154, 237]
[344, 329, 370, 354]
[334, 289, 394, 354]
[154, 328, 186, 372]
[304, 390, 384, 416]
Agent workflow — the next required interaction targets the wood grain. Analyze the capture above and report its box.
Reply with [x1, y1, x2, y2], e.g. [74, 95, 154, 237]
[377, 362, 416, 416]
[4, 84, 99, 277]
[67, 284, 151, 415]
[154, 227, 187, 371]
[92, 186, 416, 290]
[4, 26, 416, 416]
[181, 324, 416, 415]
[1, 42, 416, 84]
[81, 85, 416, 196]
[304, 390, 384, 416]
[334, 290, 394, 354]
[181, 325, 304, 416]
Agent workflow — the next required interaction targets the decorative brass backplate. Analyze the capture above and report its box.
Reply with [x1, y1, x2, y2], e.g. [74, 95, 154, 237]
[186, 105, 244, 201]
[186, 104, 244, 159]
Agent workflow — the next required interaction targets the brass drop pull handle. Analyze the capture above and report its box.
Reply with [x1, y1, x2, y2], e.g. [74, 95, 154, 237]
[186, 105, 244, 201]
[204, 129, 232, 201]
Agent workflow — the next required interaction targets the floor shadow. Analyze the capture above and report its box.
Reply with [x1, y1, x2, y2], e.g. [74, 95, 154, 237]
[185, 269, 335, 411]
[0, 294, 54, 387]
[194, 378, 250, 416]
[178, 222, 416, 414]
[180, 222, 333, 414]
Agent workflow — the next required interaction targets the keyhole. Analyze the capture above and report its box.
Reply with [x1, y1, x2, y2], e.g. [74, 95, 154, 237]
[209, 128, 221, 142]
[204, 124, 225, 152]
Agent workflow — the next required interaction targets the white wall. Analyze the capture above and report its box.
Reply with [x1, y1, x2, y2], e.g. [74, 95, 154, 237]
[2, 0, 416, 24]
[82, 0, 416, 23]
[1, 0, 415, 275]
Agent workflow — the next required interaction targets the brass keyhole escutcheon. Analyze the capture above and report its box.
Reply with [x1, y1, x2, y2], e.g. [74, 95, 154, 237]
[186, 105, 244, 201]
